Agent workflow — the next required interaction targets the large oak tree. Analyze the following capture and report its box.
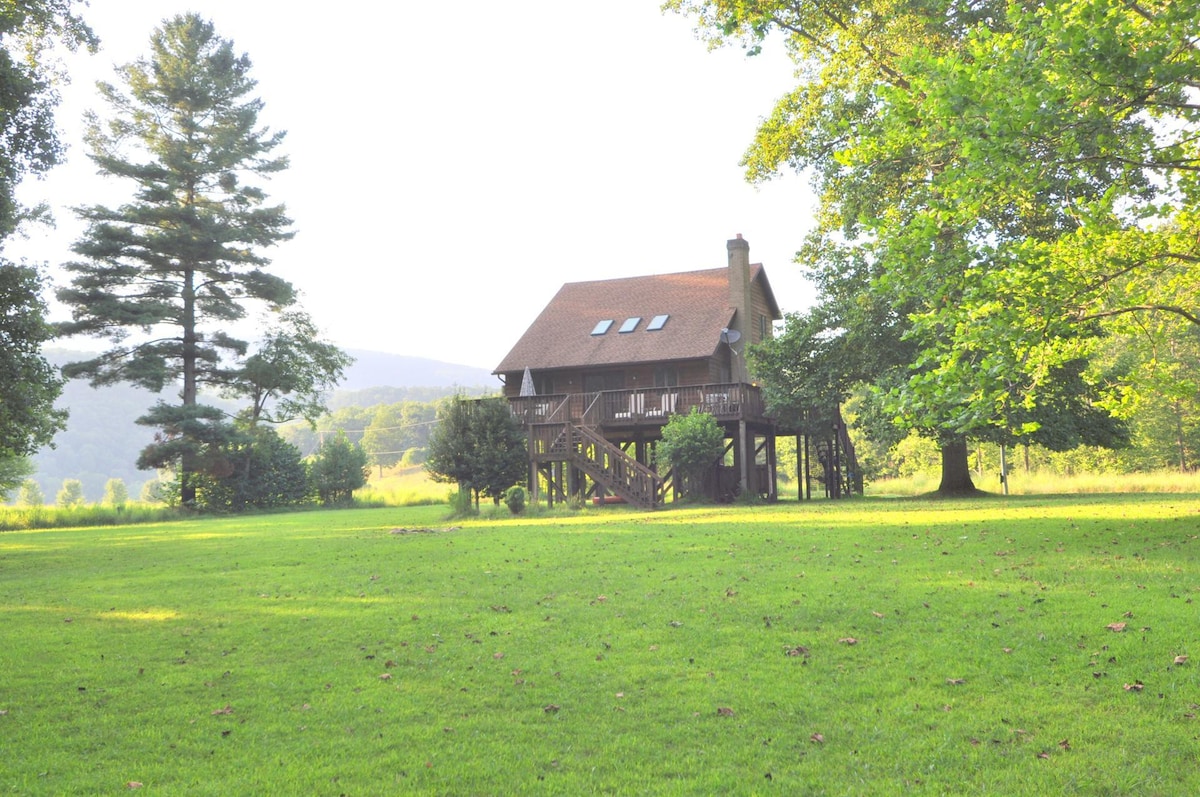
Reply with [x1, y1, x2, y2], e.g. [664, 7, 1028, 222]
[669, 0, 1157, 492]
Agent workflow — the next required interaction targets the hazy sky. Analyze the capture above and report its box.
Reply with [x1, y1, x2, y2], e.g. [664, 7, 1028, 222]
[14, 1, 818, 372]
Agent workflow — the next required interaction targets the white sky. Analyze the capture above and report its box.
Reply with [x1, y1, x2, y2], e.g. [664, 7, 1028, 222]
[13, 0, 818, 372]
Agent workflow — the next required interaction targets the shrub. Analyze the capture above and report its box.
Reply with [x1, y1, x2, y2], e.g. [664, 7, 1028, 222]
[657, 409, 725, 499]
[310, 432, 369, 507]
[196, 427, 310, 512]
[447, 488, 476, 518]
[504, 485, 526, 514]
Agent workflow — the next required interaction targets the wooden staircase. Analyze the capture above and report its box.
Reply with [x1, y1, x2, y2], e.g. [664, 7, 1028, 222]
[546, 421, 662, 510]
[814, 412, 860, 498]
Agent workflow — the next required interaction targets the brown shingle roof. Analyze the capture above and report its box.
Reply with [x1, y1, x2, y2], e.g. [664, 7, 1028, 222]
[494, 265, 778, 373]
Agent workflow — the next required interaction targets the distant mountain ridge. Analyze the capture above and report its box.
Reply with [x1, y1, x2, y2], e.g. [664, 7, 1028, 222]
[339, 349, 497, 392]
[17, 347, 498, 503]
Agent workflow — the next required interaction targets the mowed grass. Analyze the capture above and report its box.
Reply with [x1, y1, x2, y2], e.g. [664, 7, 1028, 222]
[2, 496, 1199, 795]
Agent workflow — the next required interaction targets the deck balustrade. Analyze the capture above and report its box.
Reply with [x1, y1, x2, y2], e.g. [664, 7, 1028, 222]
[508, 383, 768, 429]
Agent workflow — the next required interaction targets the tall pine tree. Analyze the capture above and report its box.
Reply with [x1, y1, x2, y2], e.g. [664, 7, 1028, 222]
[57, 14, 295, 505]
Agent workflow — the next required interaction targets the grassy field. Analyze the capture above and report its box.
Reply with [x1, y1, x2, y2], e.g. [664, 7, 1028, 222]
[2, 495, 1199, 794]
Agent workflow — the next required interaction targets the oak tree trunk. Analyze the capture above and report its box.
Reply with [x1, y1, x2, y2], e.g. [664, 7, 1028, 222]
[937, 436, 978, 495]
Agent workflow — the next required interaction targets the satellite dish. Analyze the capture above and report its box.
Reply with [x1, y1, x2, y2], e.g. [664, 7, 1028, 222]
[720, 327, 741, 345]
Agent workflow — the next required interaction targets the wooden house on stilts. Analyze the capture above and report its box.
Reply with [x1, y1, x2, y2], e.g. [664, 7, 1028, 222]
[494, 235, 858, 508]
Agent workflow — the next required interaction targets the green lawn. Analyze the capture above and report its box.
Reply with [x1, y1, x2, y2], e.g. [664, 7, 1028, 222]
[2, 495, 1199, 794]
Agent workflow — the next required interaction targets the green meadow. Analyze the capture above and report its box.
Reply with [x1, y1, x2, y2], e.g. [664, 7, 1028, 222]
[2, 495, 1199, 795]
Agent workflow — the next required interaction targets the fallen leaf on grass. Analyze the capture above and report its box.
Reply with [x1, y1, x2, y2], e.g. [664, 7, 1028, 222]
[1058, 739, 1071, 751]
[379, 673, 391, 680]
[126, 782, 143, 789]
[1036, 752, 1051, 760]
[946, 678, 966, 686]
[1174, 655, 1189, 666]
[211, 705, 233, 716]
[871, 611, 885, 618]
[492, 651, 505, 660]
[1106, 622, 1127, 632]
[810, 732, 824, 743]
[717, 707, 735, 717]
[784, 645, 810, 657]
[1124, 681, 1144, 692]
[543, 704, 560, 713]
[838, 637, 858, 645]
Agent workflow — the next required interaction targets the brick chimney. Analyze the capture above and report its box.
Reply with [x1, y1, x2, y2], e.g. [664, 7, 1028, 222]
[727, 234, 752, 383]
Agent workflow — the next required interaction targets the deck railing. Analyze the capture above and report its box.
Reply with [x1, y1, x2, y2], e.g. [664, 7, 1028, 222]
[510, 383, 768, 428]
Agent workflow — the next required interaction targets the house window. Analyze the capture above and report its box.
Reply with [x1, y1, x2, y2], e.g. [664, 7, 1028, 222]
[647, 314, 669, 331]
[760, 314, 768, 340]
[619, 317, 642, 333]
[584, 372, 625, 392]
[654, 367, 678, 387]
[591, 319, 614, 335]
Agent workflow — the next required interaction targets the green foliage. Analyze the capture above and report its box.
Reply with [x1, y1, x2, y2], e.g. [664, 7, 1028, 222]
[309, 431, 368, 507]
[221, 310, 352, 429]
[56, 14, 295, 504]
[447, 487, 475, 518]
[194, 426, 310, 512]
[426, 397, 527, 507]
[0, 1, 96, 238]
[17, 478, 43, 506]
[400, 447, 426, 467]
[280, 405, 373, 456]
[670, 0, 1164, 494]
[0, 455, 34, 501]
[134, 402, 239, 505]
[139, 478, 164, 504]
[425, 398, 474, 488]
[657, 409, 724, 498]
[54, 477, 84, 508]
[0, 265, 67, 462]
[362, 401, 436, 473]
[504, 485, 526, 514]
[468, 398, 528, 506]
[101, 478, 128, 508]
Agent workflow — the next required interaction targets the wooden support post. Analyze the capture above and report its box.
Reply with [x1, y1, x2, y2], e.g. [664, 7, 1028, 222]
[767, 433, 778, 502]
[738, 419, 749, 497]
[801, 434, 811, 500]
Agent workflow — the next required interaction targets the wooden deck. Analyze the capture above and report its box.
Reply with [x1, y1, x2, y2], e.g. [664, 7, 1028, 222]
[508, 383, 771, 431]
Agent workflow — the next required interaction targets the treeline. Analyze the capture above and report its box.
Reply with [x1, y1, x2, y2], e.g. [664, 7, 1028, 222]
[17, 359, 489, 506]
[281, 388, 495, 474]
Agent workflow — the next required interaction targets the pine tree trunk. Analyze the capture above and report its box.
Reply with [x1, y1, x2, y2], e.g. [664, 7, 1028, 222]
[181, 265, 198, 507]
[937, 436, 978, 495]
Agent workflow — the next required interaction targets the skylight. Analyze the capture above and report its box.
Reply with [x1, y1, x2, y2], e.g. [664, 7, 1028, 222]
[647, 314, 669, 331]
[591, 319, 614, 335]
[619, 317, 642, 333]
